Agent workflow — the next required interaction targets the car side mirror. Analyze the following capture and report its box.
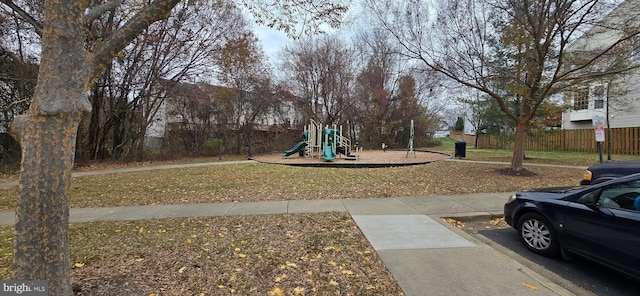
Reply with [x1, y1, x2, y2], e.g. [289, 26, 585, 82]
[577, 190, 601, 207]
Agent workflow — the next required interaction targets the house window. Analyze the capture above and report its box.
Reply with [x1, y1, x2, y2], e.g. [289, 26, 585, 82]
[594, 99, 604, 109]
[573, 87, 589, 110]
[592, 84, 605, 109]
[571, 84, 606, 111]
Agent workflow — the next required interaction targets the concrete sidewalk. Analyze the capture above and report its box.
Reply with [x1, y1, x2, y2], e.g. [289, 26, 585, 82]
[0, 192, 574, 295]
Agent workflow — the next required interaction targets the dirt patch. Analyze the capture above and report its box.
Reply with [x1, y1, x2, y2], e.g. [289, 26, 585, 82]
[495, 167, 538, 177]
[253, 150, 449, 166]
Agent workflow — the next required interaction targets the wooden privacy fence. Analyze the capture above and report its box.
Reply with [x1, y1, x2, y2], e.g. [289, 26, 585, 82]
[476, 127, 640, 155]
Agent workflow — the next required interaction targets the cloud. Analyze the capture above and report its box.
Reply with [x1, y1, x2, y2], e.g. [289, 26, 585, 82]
[253, 25, 291, 62]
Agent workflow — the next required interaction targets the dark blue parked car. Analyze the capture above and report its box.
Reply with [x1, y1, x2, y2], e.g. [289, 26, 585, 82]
[504, 173, 640, 280]
[581, 160, 640, 185]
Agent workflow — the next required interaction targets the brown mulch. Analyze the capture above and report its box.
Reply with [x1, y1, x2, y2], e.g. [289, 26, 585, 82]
[253, 150, 449, 165]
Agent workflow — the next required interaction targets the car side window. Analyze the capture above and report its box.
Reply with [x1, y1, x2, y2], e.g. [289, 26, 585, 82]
[597, 180, 640, 211]
[577, 190, 599, 204]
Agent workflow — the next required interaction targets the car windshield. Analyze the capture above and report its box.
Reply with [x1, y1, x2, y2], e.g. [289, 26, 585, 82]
[596, 180, 640, 211]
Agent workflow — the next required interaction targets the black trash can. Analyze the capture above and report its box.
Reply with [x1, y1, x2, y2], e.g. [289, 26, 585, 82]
[454, 139, 466, 159]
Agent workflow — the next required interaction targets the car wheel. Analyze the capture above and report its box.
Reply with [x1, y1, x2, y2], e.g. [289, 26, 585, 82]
[517, 213, 560, 257]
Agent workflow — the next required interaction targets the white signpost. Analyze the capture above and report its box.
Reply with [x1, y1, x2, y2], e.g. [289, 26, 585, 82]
[594, 126, 605, 142]
[592, 114, 605, 163]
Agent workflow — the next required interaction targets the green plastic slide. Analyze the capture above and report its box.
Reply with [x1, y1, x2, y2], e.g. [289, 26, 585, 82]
[283, 141, 307, 157]
[322, 145, 336, 161]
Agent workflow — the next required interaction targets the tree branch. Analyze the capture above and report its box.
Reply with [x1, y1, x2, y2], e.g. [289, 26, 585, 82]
[89, 0, 181, 78]
[1, 98, 29, 113]
[83, 1, 120, 25]
[0, 0, 42, 36]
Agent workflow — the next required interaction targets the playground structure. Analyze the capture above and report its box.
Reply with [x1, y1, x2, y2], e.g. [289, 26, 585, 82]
[266, 119, 452, 167]
[283, 119, 360, 161]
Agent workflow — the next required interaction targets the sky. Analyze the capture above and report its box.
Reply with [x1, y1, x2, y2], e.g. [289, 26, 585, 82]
[250, 1, 367, 65]
[253, 25, 291, 63]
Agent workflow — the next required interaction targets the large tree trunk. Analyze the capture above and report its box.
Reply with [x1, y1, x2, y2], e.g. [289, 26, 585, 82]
[9, 3, 91, 295]
[10, 112, 84, 295]
[511, 118, 529, 172]
[5, 1, 182, 294]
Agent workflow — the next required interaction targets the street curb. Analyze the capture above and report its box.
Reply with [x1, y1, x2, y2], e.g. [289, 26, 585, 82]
[439, 211, 504, 222]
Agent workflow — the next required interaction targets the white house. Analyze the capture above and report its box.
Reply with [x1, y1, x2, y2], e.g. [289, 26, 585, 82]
[144, 79, 301, 149]
[562, 0, 640, 130]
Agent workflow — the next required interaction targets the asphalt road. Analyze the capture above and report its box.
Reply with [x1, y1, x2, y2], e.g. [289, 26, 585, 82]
[477, 227, 639, 295]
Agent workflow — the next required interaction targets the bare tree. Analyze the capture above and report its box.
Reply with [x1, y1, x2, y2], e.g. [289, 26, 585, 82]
[0, 4, 38, 135]
[280, 35, 354, 125]
[413, 72, 453, 143]
[241, 0, 349, 38]
[367, 0, 640, 171]
[82, 1, 247, 161]
[213, 31, 277, 156]
[0, 48, 36, 133]
[350, 29, 407, 147]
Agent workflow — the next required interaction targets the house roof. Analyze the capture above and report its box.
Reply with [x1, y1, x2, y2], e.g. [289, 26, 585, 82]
[157, 79, 239, 106]
[157, 79, 209, 104]
[156, 79, 300, 111]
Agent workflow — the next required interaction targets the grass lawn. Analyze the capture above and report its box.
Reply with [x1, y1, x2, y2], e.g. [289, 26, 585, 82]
[435, 137, 639, 166]
[0, 143, 619, 295]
